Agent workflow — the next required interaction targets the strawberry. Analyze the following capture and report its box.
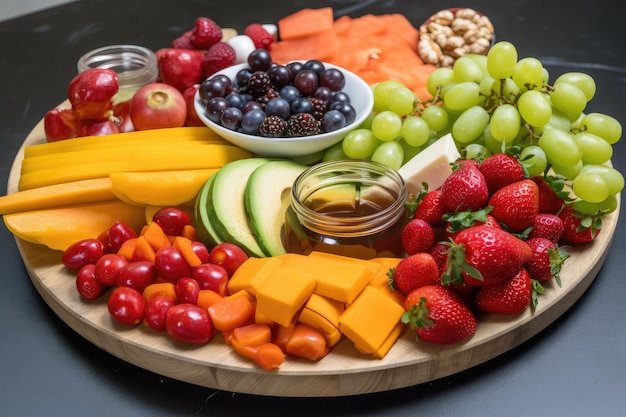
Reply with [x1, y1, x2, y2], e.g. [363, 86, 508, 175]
[474, 268, 534, 314]
[528, 213, 564, 242]
[244, 23, 275, 49]
[442, 208, 498, 241]
[443, 224, 533, 287]
[402, 285, 477, 345]
[388, 253, 440, 295]
[558, 205, 602, 244]
[413, 189, 451, 227]
[401, 218, 435, 255]
[532, 175, 569, 214]
[191, 17, 222, 49]
[429, 241, 450, 273]
[203, 42, 236, 76]
[488, 179, 539, 232]
[479, 153, 525, 195]
[524, 237, 569, 286]
[440, 164, 489, 212]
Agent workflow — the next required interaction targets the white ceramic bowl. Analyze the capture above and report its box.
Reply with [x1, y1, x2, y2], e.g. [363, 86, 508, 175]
[194, 62, 373, 158]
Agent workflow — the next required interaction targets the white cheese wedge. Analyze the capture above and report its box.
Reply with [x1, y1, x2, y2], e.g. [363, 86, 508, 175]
[397, 133, 461, 196]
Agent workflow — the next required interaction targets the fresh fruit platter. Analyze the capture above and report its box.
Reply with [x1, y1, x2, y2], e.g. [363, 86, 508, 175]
[1, 7, 622, 397]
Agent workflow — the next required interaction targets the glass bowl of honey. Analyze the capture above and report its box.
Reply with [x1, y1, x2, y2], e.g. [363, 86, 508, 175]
[285, 159, 409, 259]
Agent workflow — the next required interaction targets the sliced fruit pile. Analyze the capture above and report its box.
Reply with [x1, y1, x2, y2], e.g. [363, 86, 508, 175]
[1, 127, 251, 250]
[195, 158, 307, 257]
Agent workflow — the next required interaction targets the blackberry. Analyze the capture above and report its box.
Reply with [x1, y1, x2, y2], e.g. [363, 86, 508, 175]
[257, 88, 280, 105]
[259, 115, 287, 137]
[287, 113, 321, 137]
[246, 71, 271, 98]
[310, 98, 328, 120]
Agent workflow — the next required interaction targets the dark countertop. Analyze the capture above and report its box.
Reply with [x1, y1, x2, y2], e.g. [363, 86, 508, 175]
[1, 1, 625, 415]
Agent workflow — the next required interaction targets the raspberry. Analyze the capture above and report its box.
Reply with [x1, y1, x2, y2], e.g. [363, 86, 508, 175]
[203, 42, 236, 76]
[259, 115, 287, 137]
[244, 23, 275, 49]
[191, 17, 222, 49]
[246, 71, 271, 98]
[171, 31, 196, 49]
[287, 113, 321, 136]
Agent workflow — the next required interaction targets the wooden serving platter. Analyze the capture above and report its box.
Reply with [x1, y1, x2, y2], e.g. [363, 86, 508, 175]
[7, 118, 619, 397]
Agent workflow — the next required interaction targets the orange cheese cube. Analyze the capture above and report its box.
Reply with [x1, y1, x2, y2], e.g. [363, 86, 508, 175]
[282, 252, 374, 303]
[367, 257, 405, 306]
[355, 321, 407, 359]
[339, 286, 405, 355]
[227, 256, 284, 296]
[298, 293, 345, 347]
[256, 268, 316, 327]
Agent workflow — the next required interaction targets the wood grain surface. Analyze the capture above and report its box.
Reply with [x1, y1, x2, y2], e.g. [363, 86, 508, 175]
[6, 118, 619, 397]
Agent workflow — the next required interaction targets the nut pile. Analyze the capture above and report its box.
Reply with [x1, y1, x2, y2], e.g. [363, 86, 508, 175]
[418, 8, 495, 68]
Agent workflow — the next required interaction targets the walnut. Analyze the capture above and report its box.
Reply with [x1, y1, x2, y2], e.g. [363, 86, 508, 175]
[430, 9, 455, 25]
[418, 8, 495, 67]
[418, 37, 443, 65]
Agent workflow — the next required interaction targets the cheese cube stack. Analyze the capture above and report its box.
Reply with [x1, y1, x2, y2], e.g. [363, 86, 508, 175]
[227, 251, 408, 358]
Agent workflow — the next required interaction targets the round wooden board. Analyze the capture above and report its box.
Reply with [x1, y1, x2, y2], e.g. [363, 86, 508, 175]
[8, 118, 619, 397]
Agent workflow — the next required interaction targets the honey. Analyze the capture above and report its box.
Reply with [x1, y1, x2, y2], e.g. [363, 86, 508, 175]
[284, 160, 408, 259]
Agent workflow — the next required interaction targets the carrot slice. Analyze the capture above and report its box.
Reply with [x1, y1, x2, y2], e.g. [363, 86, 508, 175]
[172, 236, 202, 267]
[271, 322, 295, 351]
[232, 323, 272, 347]
[254, 343, 285, 371]
[117, 237, 137, 261]
[143, 282, 177, 304]
[132, 235, 156, 263]
[277, 7, 334, 40]
[207, 291, 256, 331]
[141, 222, 171, 251]
[181, 224, 198, 241]
[285, 323, 329, 360]
[197, 289, 223, 311]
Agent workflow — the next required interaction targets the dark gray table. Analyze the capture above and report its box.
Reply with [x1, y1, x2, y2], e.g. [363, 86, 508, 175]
[1, 1, 625, 416]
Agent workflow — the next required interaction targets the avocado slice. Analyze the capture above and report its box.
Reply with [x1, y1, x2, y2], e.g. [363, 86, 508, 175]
[245, 160, 308, 256]
[208, 158, 271, 257]
[194, 174, 224, 248]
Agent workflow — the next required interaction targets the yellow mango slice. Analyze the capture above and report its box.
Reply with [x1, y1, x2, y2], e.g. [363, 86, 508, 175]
[23, 127, 227, 157]
[109, 169, 217, 207]
[0, 177, 116, 215]
[3, 200, 146, 251]
[18, 143, 252, 190]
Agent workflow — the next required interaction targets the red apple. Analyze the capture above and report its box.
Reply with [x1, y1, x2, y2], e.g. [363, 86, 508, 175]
[129, 82, 187, 130]
[68, 68, 119, 119]
[78, 118, 120, 137]
[156, 48, 205, 91]
[44, 108, 79, 142]
[183, 84, 204, 126]
[192, 263, 229, 296]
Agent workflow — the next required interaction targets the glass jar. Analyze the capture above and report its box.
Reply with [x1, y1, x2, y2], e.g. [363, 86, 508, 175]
[284, 159, 409, 259]
[77, 44, 158, 102]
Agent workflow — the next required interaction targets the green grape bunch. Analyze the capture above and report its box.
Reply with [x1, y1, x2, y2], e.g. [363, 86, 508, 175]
[324, 40, 623, 216]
